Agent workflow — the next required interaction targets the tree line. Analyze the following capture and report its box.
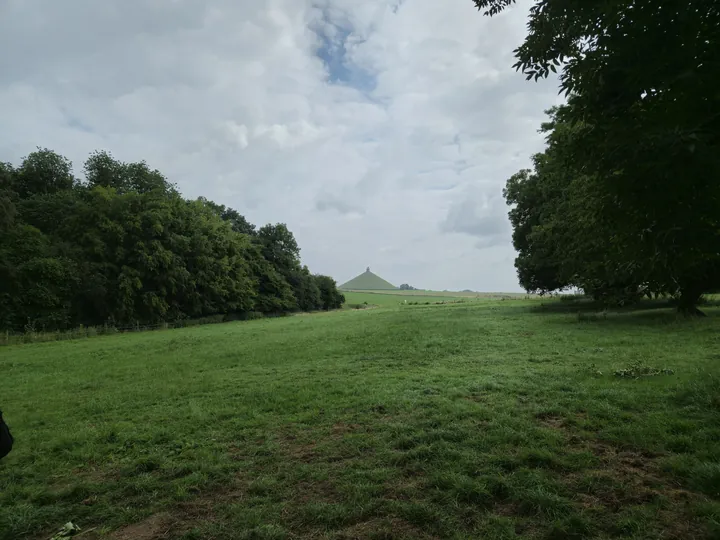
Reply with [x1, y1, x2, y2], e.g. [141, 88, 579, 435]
[474, 0, 719, 313]
[0, 149, 344, 332]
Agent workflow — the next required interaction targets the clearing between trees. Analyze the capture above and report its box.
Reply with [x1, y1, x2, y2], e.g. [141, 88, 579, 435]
[1, 295, 719, 539]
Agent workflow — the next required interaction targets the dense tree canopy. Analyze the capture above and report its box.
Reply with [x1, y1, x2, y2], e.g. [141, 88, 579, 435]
[0, 149, 344, 332]
[504, 105, 654, 305]
[476, 0, 720, 312]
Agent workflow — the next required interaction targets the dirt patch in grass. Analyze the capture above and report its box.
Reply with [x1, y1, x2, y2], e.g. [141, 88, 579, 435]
[333, 517, 438, 539]
[534, 412, 566, 429]
[492, 500, 521, 517]
[107, 513, 173, 540]
[535, 413, 709, 538]
[284, 438, 321, 463]
[99, 478, 246, 539]
[332, 422, 364, 436]
[276, 423, 369, 464]
[384, 478, 426, 502]
[293, 479, 342, 504]
[174, 493, 224, 522]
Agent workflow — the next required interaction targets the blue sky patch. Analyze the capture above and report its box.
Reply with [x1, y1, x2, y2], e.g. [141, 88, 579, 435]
[314, 9, 376, 93]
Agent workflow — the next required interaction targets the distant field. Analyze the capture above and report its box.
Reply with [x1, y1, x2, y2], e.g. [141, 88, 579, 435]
[343, 290, 531, 308]
[1, 297, 719, 539]
[343, 289, 529, 298]
[343, 291, 480, 307]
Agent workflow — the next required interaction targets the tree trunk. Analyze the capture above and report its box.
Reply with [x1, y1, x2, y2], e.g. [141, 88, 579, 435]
[677, 287, 706, 317]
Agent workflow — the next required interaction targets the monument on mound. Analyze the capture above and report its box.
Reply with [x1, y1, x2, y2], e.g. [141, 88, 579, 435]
[339, 267, 397, 290]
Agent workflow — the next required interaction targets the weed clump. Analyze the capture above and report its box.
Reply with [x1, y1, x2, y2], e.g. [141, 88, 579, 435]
[578, 362, 604, 377]
[614, 361, 675, 379]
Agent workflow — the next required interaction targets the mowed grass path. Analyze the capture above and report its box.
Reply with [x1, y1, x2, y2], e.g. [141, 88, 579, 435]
[1, 299, 720, 539]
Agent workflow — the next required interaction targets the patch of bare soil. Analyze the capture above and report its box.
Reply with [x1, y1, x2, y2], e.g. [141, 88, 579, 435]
[293, 479, 342, 505]
[535, 413, 708, 539]
[331, 422, 364, 436]
[108, 513, 173, 540]
[535, 412, 566, 429]
[276, 422, 370, 464]
[97, 479, 244, 539]
[283, 436, 321, 463]
[383, 478, 425, 502]
[332, 517, 438, 540]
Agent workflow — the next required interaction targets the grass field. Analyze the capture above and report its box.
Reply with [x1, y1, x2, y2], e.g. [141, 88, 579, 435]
[344, 290, 528, 298]
[342, 291, 483, 308]
[1, 296, 719, 539]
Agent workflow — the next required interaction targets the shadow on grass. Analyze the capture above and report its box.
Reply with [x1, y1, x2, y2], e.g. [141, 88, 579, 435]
[603, 309, 719, 328]
[528, 298, 671, 314]
[530, 298, 720, 328]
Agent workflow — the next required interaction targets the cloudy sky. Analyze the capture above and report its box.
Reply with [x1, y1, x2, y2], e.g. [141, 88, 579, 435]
[0, 0, 561, 292]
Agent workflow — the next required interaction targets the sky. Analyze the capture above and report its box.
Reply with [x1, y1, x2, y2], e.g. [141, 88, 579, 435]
[0, 0, 562, 292]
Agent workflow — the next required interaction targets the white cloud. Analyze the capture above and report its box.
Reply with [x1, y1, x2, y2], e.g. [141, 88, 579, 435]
[441, 187, 511, 247]
[0, 0, 562, 292]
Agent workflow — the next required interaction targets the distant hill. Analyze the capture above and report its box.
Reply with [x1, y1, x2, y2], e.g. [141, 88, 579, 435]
[340, 268, 397, 290]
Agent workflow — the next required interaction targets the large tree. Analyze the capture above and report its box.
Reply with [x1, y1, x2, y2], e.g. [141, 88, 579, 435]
[479, 0, 720, 312]
[505, 105, 649, 304]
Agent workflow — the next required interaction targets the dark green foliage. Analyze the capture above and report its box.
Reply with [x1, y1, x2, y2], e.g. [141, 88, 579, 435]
[315, 274, 345, 310]
[503, 107, 648, 305]
[84, 150, 176, 195]
[0, 224, 78, 330]
[253, 224, 345, 312]
[199, 197, 256, 236]
[13, 148, 75, 198]
[257, 224, 301, 275]
[285, 266, 321, 312]
[0, 148, 342, 331]
[246, 245, 297, 314]
[0, 163, 17, 231]
[482, 0, 720, 312]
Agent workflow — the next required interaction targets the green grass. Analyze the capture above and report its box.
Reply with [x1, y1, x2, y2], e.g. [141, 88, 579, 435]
[343, 290, 531, 309]
[348, 290, 529, 298]
[343, 291, 481, 308]
[1, 296, 720, 539]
